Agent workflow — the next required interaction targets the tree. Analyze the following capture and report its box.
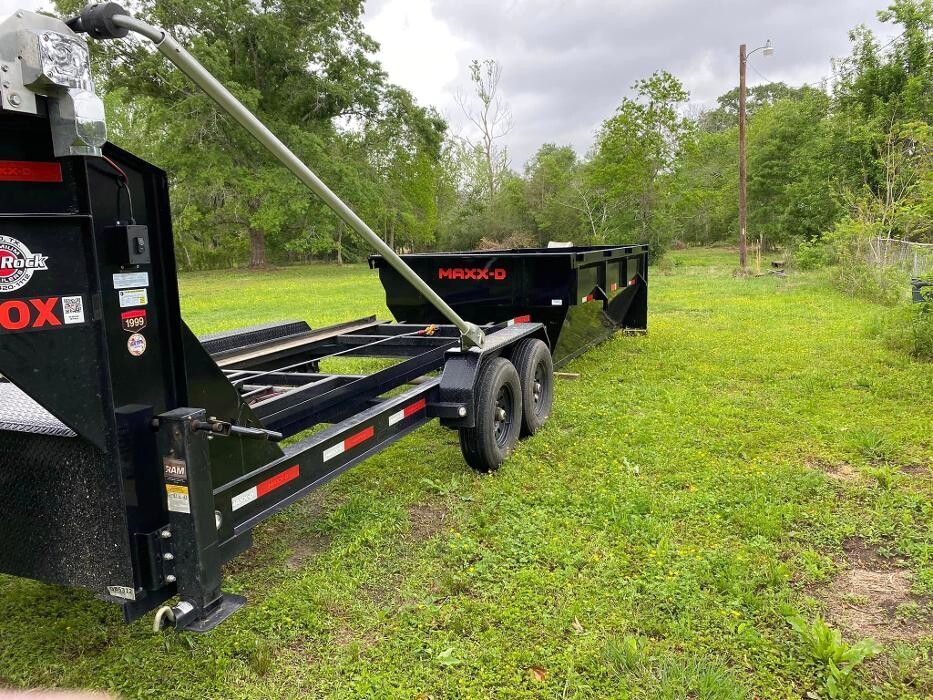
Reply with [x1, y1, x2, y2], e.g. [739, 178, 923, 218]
[589, 71, 694, 254]
[56, 0, 448, 268]
[456, 59, 513, 203]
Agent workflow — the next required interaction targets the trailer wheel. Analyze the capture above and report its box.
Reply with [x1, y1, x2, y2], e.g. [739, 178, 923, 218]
[511, 338, 554, 436]
[459, 357, 523, 472]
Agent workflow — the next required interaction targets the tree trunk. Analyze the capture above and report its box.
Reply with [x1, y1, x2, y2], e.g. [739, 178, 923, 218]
[249, 229, 267, 268]
[336, 223, 344, 265]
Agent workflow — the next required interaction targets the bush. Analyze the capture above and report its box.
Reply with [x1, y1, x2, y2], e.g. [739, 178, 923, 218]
[874, 301, 933, 361]
[792, 238, 833, 270]
[824, 217, 909, 305]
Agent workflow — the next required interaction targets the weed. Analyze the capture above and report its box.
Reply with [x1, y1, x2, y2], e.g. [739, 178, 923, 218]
[248, 643, 273, 677]
[603, 635, 647, 675]
[868, 464, 898, 490]
[852, 428, 894, 462]
[787, 615, 882, 699]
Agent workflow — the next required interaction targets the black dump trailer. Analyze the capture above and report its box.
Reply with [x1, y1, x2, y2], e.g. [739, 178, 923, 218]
[371, 246, 648, 368]
[0, 4, 647, 632]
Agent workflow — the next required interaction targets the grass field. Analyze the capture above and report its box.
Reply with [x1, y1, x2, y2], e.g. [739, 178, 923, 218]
[0, 248, 930, 699]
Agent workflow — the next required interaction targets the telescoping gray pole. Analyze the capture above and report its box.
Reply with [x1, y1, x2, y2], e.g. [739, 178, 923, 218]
[109, 13, 485, 350]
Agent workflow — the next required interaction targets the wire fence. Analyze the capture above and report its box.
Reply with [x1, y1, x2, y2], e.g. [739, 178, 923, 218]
[869, 238, 933, 280]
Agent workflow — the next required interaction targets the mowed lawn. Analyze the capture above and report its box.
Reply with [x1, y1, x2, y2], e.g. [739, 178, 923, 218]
[0, 248, 930, 699]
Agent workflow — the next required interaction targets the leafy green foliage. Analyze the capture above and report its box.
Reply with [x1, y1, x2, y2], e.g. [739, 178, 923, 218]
[787, 615, 882, 698]
[873, 299, 933, 360]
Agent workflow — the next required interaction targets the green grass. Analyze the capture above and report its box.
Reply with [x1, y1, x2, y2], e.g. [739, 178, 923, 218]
[1, 248, 930, 698]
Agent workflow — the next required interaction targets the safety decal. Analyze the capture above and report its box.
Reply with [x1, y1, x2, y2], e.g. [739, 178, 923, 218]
[166, 484, 191, 514]
[118, 288, 148, 308]
[113, 271, 150, 290]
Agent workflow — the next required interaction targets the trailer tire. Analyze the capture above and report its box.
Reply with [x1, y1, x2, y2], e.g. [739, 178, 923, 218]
[511, 338, 554, 436]
[459, 357, 523, 472]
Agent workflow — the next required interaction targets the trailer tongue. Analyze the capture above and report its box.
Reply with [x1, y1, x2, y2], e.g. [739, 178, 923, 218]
[0, 4, 647, 632]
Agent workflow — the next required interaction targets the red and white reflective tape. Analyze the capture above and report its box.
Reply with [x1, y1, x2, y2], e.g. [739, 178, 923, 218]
[388, 398, 427, 426]
[629, 277, 638, 286]
[581, 294, 595, 303]
[231, 464, 300, 511]
[610, 282, 619, 291]
[506, 315, 531, 326]
[323, 425, 375, 462]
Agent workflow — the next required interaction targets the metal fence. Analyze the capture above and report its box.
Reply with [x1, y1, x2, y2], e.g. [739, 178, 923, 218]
[869, 238, 933, 279]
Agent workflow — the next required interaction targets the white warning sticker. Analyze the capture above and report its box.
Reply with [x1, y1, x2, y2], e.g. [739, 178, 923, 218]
[551, 299, 563, 306]
[107, 585, 137, 601]
[166, 484, 191, 514]
[113, 272, 150, 290]
[119, 288, 148, 308]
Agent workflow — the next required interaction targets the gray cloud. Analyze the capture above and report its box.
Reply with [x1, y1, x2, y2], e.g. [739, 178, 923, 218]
[429, 0, 896, 165]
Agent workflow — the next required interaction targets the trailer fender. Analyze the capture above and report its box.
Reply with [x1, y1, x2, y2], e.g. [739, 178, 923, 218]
[434, 322, 547, 429]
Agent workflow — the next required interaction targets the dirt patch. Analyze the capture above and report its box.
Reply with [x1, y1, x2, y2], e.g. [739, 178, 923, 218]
[408, 502, 449, 542]
[900, 463, 931, 478]
[286, 532, 332, 570]
[823, 568, 931, 643]
[818, 538, 932, 644]
[805, 457, 861, 482]
[841, 537, 903, 571]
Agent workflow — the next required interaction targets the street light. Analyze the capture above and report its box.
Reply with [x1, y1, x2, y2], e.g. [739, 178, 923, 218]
[738, 39, 774, 272]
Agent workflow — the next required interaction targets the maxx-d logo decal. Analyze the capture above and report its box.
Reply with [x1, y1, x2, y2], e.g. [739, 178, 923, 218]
[0, 235, 48, 294]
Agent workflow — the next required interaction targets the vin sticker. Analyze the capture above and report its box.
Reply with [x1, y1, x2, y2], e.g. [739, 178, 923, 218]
[119, 288, 148, 308]
[113, 271, 150, 290]
[107, 585, 137, 601]
[166, 484, 191, 514]
[121, 309, 147, 333]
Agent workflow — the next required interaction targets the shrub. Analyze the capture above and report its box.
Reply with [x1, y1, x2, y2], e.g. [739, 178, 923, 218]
[787, 615, 881, 699]
[792, 239, 833, 270]
[874, 301, 933, 361]
[824, 217, 909, 305]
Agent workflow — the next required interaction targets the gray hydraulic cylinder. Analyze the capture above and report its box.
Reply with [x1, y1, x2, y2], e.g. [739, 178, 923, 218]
[111, 14, 485, 349]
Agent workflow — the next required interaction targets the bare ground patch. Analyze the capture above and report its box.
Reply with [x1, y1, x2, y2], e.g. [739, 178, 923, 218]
[286, 532, 332, 570]
[805, 457, 862, 482]
[899, 462, 931, 479]
[818, 538, 932, 644]
[408, 501, 449, 542]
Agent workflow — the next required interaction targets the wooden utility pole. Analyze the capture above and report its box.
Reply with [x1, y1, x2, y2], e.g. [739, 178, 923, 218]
[738, 43, 748, 272]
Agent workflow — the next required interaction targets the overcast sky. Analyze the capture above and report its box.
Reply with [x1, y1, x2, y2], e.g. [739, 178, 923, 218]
[3, 0, 899, 166]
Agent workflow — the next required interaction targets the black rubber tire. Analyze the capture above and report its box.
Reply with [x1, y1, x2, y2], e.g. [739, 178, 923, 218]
[511, 338, 554, 436]
[459, 357, 523, 472]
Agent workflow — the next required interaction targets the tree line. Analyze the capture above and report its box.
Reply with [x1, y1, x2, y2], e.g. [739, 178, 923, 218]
[57, 0, 931, 270]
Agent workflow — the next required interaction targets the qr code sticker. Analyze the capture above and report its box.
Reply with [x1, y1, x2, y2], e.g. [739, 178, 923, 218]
[61, 296, 85, 325]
